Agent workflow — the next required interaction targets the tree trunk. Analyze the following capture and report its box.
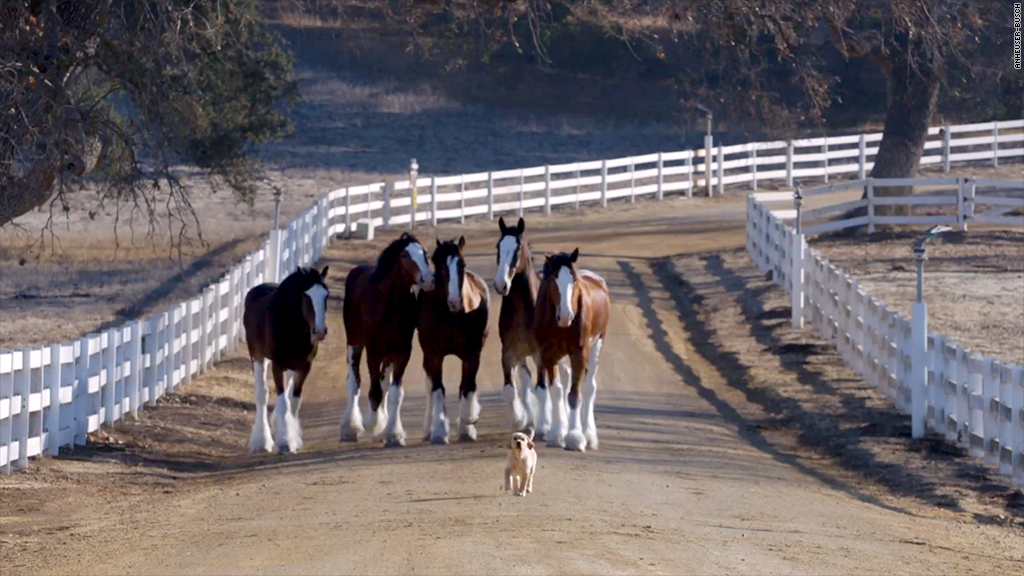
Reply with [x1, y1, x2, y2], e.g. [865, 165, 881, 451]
[834, 29, 942, 233]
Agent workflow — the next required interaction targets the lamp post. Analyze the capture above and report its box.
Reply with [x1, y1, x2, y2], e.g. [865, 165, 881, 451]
[913, 225, 953, 303]
[272, 188, 282, 231]
[409, 158, 419, 230]
[695, 104, 713, 197]
[793, 184, 804, 234]
[909, 224, 953, 439]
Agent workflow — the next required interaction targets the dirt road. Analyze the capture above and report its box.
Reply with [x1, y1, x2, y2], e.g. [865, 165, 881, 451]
[2, 196, 1022, 575]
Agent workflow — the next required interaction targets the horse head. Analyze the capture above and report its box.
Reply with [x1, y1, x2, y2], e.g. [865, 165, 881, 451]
[494, 216, 527, 296]
[542, 248, 581, 328]
[433, 236, 467, 313]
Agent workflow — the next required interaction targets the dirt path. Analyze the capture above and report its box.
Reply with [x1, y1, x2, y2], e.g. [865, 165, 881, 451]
[2, 197, 1022, 575]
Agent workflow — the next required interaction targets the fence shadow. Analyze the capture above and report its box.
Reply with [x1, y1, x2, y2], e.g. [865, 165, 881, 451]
[660, 250, 1021, 523]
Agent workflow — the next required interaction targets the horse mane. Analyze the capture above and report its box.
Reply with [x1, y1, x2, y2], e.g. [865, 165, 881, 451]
[371, 233, 419, 281]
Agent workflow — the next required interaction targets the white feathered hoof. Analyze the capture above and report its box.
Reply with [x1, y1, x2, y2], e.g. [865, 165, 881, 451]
[430, 417, 450, 445]
[248, 423, 274, 454]
[563, 430, 587, 452]
[430, 433, 450, 445]
[365, 406, 388, 439]
[385, 432, 407, 448]
[340, 414, 364, 442]
[458, 423, 478, 442]
[584, 428, 599, 451]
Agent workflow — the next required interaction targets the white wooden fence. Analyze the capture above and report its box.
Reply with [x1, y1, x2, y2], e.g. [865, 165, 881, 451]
[2, 117, 1021, 474]
[746, 173, 1024, 487]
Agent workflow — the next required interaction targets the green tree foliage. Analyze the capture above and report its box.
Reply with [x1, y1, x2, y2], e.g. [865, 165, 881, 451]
[1, 0, 298, 237]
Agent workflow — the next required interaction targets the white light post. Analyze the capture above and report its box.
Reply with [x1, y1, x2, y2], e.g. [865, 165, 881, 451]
[909, 225, 953, 438]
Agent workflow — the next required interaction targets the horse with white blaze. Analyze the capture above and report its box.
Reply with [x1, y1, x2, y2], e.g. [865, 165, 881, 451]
[535, 249, 610, 451]
[418, 237, 490, 443]
[341, 232, 435, 446]
[243, 265, 331, 454]
[493, 216, 570, 439]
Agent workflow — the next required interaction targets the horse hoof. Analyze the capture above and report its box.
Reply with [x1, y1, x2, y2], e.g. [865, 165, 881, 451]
[546, 432, 565, 449]
[564, 431, 587, 452]
[458, 432, 477, 442]
[340, 430, 361, 442]
[385, 436, 406, 448]
[430, 435, 450, 445]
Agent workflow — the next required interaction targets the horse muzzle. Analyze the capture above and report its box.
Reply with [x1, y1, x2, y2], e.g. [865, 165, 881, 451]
[447, 299, 463, 313]
[420, 276, 436, 292]
[556, 313, 574, 328]
[494, 280, 509, 296]
[311, 328, 328, 342]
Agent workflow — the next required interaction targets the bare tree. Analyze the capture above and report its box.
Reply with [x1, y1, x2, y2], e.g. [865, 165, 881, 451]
[1, 0, 297, 249]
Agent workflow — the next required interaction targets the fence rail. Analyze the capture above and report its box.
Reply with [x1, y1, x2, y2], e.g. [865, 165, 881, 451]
[746, 177, 1024, 487]
[2, 118, 1022, 473]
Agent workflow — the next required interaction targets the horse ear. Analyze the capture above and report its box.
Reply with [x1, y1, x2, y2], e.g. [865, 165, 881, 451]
[498, 217, 508, 234]
[320, 265, 329, 279]
[457, 236, 466, 250]
[570, 248, 579, 263]
[516, 217, 525, 234]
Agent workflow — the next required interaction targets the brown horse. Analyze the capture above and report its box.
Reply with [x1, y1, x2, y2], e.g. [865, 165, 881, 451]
[341, 232, 435, 446]
[243, 265, 330, 454]
[493, 217, 570, 439]
[535, 249, 610, 451]
[418, 237, 490, 443]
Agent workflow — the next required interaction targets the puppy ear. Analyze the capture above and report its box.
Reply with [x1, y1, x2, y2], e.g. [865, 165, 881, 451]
[507, 437, 514, 449]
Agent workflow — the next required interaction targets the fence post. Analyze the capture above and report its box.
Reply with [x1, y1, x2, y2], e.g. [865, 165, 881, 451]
[956, 178, 966, 231]
[992, 122, 999, 167]
[544, 165, 552, 215]
[1012, 365, 1024, 487]
[629, 159, 635, 203]
[411, 182, 418, 230]
[704, 134, 714, 196]
[430, 176, 438, 227]
[383, 182, 392, 230]
[267, 229, 281, 285]
[967, 352, 985, 458]
[46, 344, 61, 455]
[600, 160, 608, 208]
[858, 134, 867, 179]
[867, 178, 876, 234]
[656, 152, 664, 201]
[999, 363, 1015, 477]
[786, 140, 794, 187]
[910, 301, 928, 438]
[104, 328, 117, 426]
[129, 321, 143, 418]
[459, 175, 466, 224]
[343, 186, 352, 238]
[942, 125, 951, 173]
[486, 172, 494, 221]
[716, 145, 724, 196]
[12, 350, 29, 468]
[183, 300, 193, 387]
[686, 153, 693, 199]
[515, 169, 525, 217]
[574, 167, 581, 210]
[983, 359, 999, 465]
[791, 232, 805, 330]
[750, 146, 757, 191]
[74, 336, 89, 445]
[821, 137, 829, 183]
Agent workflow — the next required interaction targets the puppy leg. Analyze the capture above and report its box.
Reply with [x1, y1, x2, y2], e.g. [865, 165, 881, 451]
[526, 465, 535, 494]
[503, 466, 512, 491]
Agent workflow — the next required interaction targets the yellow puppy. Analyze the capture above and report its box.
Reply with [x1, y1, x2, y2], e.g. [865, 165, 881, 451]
[503, 431, 536, 497]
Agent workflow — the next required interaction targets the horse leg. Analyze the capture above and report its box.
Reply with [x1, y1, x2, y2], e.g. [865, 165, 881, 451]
[247, 358, 274, 453]
[384, 355, 409, 448]
[502, 350, 528, 433]
[269, 363, 297, 454]
[279, 369, 306, 453]
[422, 374, 433, 442]
[533, 354, 553, 441]
[519, 358, 540, 435]
[425, 354, 449, 444]
[340, 345, 365, 442]
[563, 351, 588, 452]
[581, 337, 603, 450]
[458, 354, 482, 442]
[365, 355, 388, 439]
